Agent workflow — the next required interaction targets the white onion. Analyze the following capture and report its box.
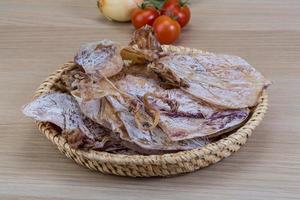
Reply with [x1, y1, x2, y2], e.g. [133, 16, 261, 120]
[98, 0, 143, 22]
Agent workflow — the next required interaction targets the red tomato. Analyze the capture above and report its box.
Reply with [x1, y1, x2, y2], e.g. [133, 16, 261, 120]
[131, 7, 160, 29]
[153, 15, 181, 44]
[172, 5, 191, 27]
[161, 0, 180, 13]
[161, 0, 191, 28]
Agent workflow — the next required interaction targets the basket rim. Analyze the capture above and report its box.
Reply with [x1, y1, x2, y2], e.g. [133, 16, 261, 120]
[34, 45, 268, 166]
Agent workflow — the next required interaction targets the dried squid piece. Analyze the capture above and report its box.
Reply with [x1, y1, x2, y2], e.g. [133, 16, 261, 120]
[120, 25, 166, 65]
[106, 95, 209, 154]
[129, 25, 163, 51]
[115, 75, 250, 141]
[152, 53, 270, 109]
[74, 39, 124, 78]
[22, 93, 122, 150]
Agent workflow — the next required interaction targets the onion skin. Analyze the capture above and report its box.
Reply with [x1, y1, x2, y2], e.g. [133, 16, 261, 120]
[98, 0, 143, 22]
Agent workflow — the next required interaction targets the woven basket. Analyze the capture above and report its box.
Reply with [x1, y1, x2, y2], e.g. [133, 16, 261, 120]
[33, 45, 268, 177]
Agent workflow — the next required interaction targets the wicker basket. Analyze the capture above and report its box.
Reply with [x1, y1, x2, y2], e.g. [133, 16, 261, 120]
[33, 45, 268, 177]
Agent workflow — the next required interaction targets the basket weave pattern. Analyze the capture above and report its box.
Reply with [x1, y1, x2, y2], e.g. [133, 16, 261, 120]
[34, 46, 268, 177]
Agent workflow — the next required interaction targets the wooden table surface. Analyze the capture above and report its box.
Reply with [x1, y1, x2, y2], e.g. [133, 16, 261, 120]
[1, 0, 299, 199]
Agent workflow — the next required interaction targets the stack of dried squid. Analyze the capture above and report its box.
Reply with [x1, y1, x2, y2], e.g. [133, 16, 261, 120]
[23, 26, 270, 155]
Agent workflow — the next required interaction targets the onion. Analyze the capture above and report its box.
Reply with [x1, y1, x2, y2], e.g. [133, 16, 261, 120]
[97, 0, 143, 22]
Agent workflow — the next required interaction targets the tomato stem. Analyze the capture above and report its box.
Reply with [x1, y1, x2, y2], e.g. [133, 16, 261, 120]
[179, 0, 190, 7]
[144, 0, 167, 10]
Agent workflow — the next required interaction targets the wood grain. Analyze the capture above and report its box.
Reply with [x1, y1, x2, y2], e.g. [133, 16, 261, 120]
[0, 0, 299, 199]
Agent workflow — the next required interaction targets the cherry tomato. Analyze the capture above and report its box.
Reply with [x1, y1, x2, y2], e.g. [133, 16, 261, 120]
[172, 5, 191, 27]
[161, 0, 191, 28]
[131, 6, 160, 29]
[153, 15, 181, 44]
[161, 0, 180, 13]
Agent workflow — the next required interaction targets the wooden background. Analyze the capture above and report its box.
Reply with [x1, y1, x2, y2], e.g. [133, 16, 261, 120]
[0, 0, 299, 199]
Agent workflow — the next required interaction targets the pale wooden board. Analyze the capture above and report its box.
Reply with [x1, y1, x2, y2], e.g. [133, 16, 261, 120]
[0, 0, 299, 199]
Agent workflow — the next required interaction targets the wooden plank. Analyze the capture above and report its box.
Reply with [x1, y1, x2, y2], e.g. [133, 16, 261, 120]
[0, 0, 299, 199]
